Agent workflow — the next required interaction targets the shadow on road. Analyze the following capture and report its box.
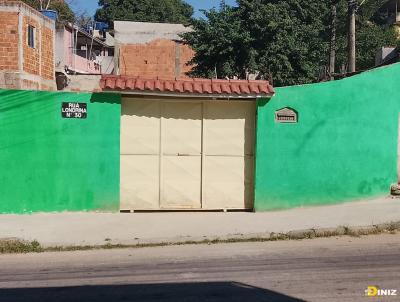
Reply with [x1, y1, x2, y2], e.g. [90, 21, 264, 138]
[0, 281, 305, 302]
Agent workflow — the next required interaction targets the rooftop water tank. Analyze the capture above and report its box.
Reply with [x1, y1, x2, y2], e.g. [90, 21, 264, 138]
[40, 10, 58, 21]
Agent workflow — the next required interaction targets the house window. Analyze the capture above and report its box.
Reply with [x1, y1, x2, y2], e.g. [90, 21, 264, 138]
[27, 25, 35, 48]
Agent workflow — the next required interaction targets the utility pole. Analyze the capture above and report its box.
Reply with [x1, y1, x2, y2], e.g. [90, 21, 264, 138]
[219, 0, 226, 10]
[329, 2, 337, 80]
[348, 0, 357, 73]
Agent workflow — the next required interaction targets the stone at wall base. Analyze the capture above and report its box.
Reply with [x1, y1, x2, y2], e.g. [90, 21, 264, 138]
[390, 184, 400, 196]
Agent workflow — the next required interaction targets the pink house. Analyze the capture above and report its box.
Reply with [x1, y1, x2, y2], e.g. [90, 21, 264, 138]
[55, 23, 114, 76]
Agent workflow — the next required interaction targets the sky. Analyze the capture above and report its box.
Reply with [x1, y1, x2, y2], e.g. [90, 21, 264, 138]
[70, 0, 237, 18]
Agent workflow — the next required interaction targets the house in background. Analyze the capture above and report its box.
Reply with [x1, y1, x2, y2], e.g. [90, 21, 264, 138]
[375, 46, 399, 66]
[63, 21, 195, 92]
[381, 0, 400, 28]
[0, 1, 56, 90]
[55, 23, 114, 76]
[54, 23, 115, 90]
[375, 0, 400, 66]
[0, 2, 193, 91]
[0, 1, 115, 91]
[113, 21, 194, 79]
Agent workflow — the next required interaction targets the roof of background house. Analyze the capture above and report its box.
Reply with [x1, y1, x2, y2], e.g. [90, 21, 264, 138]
[62, 23, 113, 48]
[100, 76, 274, 99]
[381, 47, 400, 66]
[113, 21, 192, 44]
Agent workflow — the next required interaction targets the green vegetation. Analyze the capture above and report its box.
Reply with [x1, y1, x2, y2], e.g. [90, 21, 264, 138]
[1, 221, 399, 254]
[21, 0, 75, 23]
[95, 0, 194, 28]
[183, 0, 400, 86]
[0, 239, 42, 254]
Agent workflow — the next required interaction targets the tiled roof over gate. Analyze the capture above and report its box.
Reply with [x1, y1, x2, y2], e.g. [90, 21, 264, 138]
[100, 76, 274, 97]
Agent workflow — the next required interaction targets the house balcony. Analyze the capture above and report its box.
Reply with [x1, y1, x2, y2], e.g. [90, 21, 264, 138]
[66, 53, 101, 74]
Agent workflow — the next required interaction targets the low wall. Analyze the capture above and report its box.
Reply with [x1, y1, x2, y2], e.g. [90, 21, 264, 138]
[0, 71, 56, 91]
[0, 89, 121, 213]
[255, 63, 400, 211]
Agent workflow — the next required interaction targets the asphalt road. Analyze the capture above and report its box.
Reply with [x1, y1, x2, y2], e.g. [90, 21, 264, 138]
[0, 234, 399, 302]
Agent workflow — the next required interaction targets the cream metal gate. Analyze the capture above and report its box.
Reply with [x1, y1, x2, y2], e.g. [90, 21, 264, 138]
[120, 98, 255, 211]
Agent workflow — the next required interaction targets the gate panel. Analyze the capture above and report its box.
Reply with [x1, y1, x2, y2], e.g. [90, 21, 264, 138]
[120, 100, 160, 155]
[120, 99, 255, 211]
[161, 102, 202, 209]
[120, 99, 161, 210]
[161, 155, 202, 208]
[204, 102, 255, 156]
[120, 155, 160, 210]
[203, 102, 255, 209]
[162, 102, 202, 155]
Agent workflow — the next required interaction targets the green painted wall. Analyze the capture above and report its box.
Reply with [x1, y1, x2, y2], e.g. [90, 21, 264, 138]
[255, 63, 400, 211]
[0, 89, 121, 214]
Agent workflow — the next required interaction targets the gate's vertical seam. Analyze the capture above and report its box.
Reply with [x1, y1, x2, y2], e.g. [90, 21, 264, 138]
[201, 101, 205, 209]
[159, 101, 163, 208]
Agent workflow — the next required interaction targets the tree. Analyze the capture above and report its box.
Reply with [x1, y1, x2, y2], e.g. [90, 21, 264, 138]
[184, 0, 330, 86]
[334, 0, 399, 72]
[355, 0, 399, 69]
[184, 0, 400, 86]
[95, 0, 194, 28]
[75, 12, 93, 28]
[22, 0, 75, 23]
[356, 23, 398, 69]
[183, 6, 254, 79]
[242, 0, 331, 86]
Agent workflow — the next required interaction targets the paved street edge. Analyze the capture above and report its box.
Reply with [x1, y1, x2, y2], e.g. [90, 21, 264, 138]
[1, 220, 399, 254]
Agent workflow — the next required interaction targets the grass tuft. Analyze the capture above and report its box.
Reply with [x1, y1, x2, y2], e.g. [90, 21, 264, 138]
[0, 239, 42, 254]
[1, 221, 399, 254]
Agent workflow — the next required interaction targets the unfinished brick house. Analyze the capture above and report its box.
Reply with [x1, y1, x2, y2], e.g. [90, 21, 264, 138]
[0, 1, 56, 90]
[113, 21, 194, 79]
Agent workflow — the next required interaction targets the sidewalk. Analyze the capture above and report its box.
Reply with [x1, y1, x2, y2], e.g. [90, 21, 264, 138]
[0, 197, 399, 248]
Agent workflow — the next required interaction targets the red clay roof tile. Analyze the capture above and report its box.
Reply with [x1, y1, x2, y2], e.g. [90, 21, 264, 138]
[164, 80, 174, 92]
[100, 76, 274, 97]
[154, 79, 162, 91]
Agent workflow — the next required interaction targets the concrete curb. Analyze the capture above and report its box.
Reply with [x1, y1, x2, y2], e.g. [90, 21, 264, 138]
[1, 221, 399, 254]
